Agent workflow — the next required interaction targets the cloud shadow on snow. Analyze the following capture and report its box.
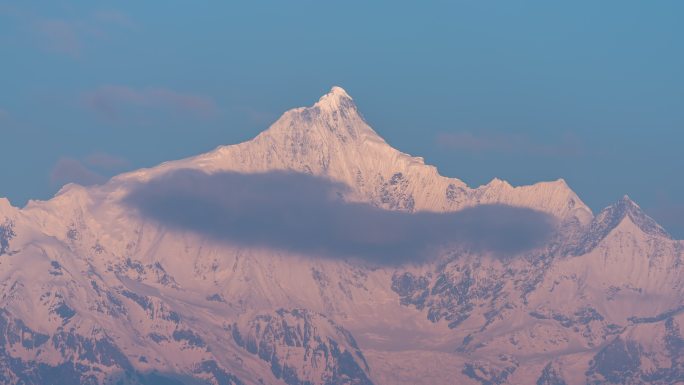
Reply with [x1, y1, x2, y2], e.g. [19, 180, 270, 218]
[122, 169, 556, 264]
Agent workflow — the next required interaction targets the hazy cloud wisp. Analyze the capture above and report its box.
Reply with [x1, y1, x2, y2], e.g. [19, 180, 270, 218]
[51, 157, 106, 187]
[84, 85, 218, 121]
[436, 131, 582, 157]
[123, 170, 556, 264]
[84, 152, 130, 170]
[50, 153, 130, 187]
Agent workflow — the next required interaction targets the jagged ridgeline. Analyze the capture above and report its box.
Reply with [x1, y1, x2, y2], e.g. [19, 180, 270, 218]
[0, 88, 682, 384]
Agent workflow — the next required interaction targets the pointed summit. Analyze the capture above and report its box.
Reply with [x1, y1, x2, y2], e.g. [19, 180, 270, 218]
[612, 195, 646, 217]
[599, 195, 669, 237]
[117, 86, 593, 222]
[314, 86, 356, 112]
[328, 86, 352, 99]
[571, 195, 670, 255]
[256, 85, 380, 146]
[612, 195, 639, 216]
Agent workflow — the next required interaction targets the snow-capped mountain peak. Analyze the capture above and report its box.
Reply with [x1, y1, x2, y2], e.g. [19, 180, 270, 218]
[596, 194, 670, 239]
[258, 85, 380, 145]
[107, 87, 593, 225]
[1, 87, 681, 385]
[569, 194, 672, 256]
[314, 85, 354, 111]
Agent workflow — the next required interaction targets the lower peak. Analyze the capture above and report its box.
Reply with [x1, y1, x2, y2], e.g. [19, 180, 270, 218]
[597, 195, 669, 238]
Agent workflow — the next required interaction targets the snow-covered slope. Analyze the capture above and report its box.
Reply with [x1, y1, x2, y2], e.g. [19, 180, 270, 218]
[115, 86, 592, 223]
[0, 87, 681, 385]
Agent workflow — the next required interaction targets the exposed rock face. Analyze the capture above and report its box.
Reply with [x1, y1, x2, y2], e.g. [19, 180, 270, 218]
[536, 362, 567, 385]
[0, 87, 681, 384]
[231, 309, 372, 385]
[0, 218, 15, 255]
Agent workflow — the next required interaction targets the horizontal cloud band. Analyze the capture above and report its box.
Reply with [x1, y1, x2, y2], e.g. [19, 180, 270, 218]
[122, 170, 556, 264]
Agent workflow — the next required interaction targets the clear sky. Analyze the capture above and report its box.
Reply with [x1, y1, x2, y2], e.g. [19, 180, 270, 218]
[1, 1, 683, 237]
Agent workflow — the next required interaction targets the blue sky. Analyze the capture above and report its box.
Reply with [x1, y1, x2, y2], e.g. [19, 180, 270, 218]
[1, 1, 683, 236]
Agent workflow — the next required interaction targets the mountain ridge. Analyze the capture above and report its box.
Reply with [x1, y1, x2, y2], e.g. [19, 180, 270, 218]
[9, 87, 596, 226]
[0, 86, 682, 385]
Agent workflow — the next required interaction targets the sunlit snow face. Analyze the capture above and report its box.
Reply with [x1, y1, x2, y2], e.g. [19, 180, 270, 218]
[123, 169, 556, 264]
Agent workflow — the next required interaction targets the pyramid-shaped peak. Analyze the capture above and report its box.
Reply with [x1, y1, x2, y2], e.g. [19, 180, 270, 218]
[236, 84, 386, 162]
[327, 86, 351, 99]
[613, 195, 645, 214]
[589, 195, 669, 243]
[569, 195, 671, 255]
[314, 86, 356, 111]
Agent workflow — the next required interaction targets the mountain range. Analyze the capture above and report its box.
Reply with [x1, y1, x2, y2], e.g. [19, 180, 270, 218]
[0, 87, 682, 385]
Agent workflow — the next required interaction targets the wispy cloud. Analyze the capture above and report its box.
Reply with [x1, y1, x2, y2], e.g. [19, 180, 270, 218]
[123, 170, 556, 264]
[436, 131, 582, 157]
[50, 152, 130, 187]
[50, 157, 106, 187]
[31, 19, 80, 56]
[92, 10, 135, 29]
[84, 152, 130, 170]
[5, 6, 134, 57]
[83, 85, 218, 121]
